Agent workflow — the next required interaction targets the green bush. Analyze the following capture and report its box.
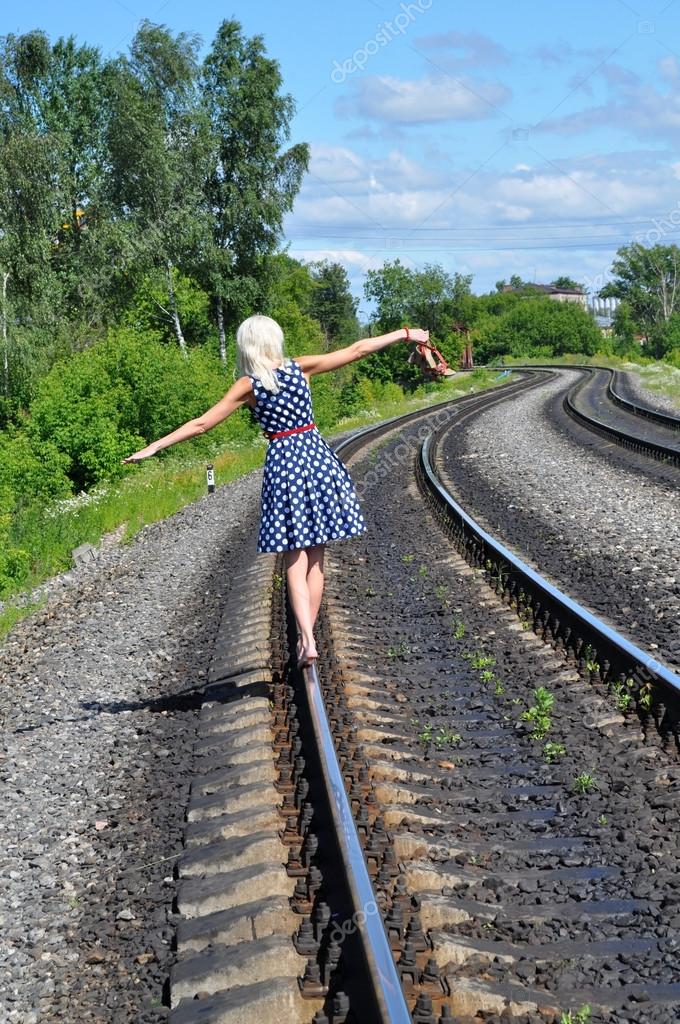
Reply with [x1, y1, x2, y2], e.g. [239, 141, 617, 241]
[380, 381, 405, 404]
[0, 429, 71, 506]
[27, 328, 256, 490]
[477, 299, 602, 362]
[0, 490, 31, 596]
[648, 313, 680, 359]
[0, 542, 31, 596]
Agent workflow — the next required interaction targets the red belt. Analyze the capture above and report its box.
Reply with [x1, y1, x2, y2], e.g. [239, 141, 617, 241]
[266, 422, 316, 441]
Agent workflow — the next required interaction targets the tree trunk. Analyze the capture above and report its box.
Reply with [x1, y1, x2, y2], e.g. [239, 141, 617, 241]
[217, 298, 227, 364]
[1, 270, 9, 398]
[166, 261, 188, 357]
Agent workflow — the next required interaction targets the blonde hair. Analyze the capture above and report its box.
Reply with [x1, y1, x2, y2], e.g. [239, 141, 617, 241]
[236, 314, 290, 394]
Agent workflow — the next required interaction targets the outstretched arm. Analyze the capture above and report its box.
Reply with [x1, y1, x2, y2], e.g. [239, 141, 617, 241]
[296, 327, 429, 377]
[123, 375, 253, 463]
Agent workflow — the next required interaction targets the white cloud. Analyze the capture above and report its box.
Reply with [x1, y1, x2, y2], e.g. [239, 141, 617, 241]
[536, 62, 680, 141]
[659, 55, 680, 82]
[335, 73, 511, 125]
[413, 30, 510, 68]
[529, 42, 610, 67]
[306, 142, 449, 199]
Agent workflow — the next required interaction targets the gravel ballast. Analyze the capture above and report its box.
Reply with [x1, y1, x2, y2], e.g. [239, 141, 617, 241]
[617, 367, 680, 417]
[439, 370, 680, 673]
[0, 470, 262, 1023]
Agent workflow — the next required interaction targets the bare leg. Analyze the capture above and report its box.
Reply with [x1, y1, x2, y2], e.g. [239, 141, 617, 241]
[285, 549, 318, 665]
[306, 545, 325, 630]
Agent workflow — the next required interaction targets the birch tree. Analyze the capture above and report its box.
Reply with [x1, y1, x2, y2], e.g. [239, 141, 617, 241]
[602, 242, 680, 336]
[201, 20, 309, 362]
[105, 21, 210, 354]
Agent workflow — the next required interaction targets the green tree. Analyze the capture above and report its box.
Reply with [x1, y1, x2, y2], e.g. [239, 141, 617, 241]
[309, 260, 358, 348]
[267, 253, 316, 315]
[104, 21, 210, 353]
[200, 19, 309, 361]
[601, 242, 680, 338]
[0, 31, 69, 401]
[364, 260, 476, 383]
[552, 276, 582, 290]
[647, 311, 680, 359]
[611, 301, 638, 357]
[364, 259, 414, 330]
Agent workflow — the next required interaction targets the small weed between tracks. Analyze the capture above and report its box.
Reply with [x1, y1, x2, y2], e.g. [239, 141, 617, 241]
[411, 717, 461, 750]
[387, 639, 411, 659]
[543, 740, 566, 764]
[612, 679, 634, 712]
[583, 644, 600, 676]
[451, 618, 466, 640]
[559, 1006, 592, 1024]
[463, 651, 495, 670]
[572, 772, 597, 795]
[521, 686, 554, 741]
[434, 726, 461, 749]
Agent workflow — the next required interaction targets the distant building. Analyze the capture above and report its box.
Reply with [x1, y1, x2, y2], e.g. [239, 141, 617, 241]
[502, 282, 587, 306]
[593, 315, 613, 337]
[587, 296, 621, 336]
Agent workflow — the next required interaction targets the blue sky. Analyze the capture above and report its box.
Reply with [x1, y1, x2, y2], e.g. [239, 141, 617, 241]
[6, 0, 680, 297]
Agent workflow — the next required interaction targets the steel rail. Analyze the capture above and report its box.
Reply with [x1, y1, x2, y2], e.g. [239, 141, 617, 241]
[564, 372, 680, 466]
[302, 663, 412, 1024]
[299, 367, 678, 1016]
[609, 370, 680, 431]
[335, 370, 549, 463]
[419, 429, 680, 716]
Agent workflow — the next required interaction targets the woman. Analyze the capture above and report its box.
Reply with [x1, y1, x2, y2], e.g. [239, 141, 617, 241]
[123, 315, 429, 667]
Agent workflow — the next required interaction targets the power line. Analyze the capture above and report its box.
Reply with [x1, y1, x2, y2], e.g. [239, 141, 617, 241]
[285, 215, 680, 233]
[286, 238, 664, 252]
[287, 232, 676, 245]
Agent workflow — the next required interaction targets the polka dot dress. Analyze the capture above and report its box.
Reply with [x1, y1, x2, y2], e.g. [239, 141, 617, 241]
[248, 360, 367, 553]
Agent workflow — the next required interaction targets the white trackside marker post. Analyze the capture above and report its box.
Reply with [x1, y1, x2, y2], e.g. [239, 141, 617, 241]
[206, 464, 215, 494]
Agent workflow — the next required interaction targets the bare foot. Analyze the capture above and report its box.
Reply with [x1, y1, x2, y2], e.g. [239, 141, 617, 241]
[296, 635, 303, 661]
[299, 640, 318, 668]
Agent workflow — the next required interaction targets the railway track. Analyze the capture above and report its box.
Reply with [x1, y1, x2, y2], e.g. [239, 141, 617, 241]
[512, 364, 680, 467]
[168, 372, 680, 1024]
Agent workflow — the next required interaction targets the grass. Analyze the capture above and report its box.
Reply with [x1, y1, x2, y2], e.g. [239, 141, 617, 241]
[0, 600, 47, 640]
[1, 367, 510, 631]
[8, 442, 265, 597]
[521, 686, 554, 741]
